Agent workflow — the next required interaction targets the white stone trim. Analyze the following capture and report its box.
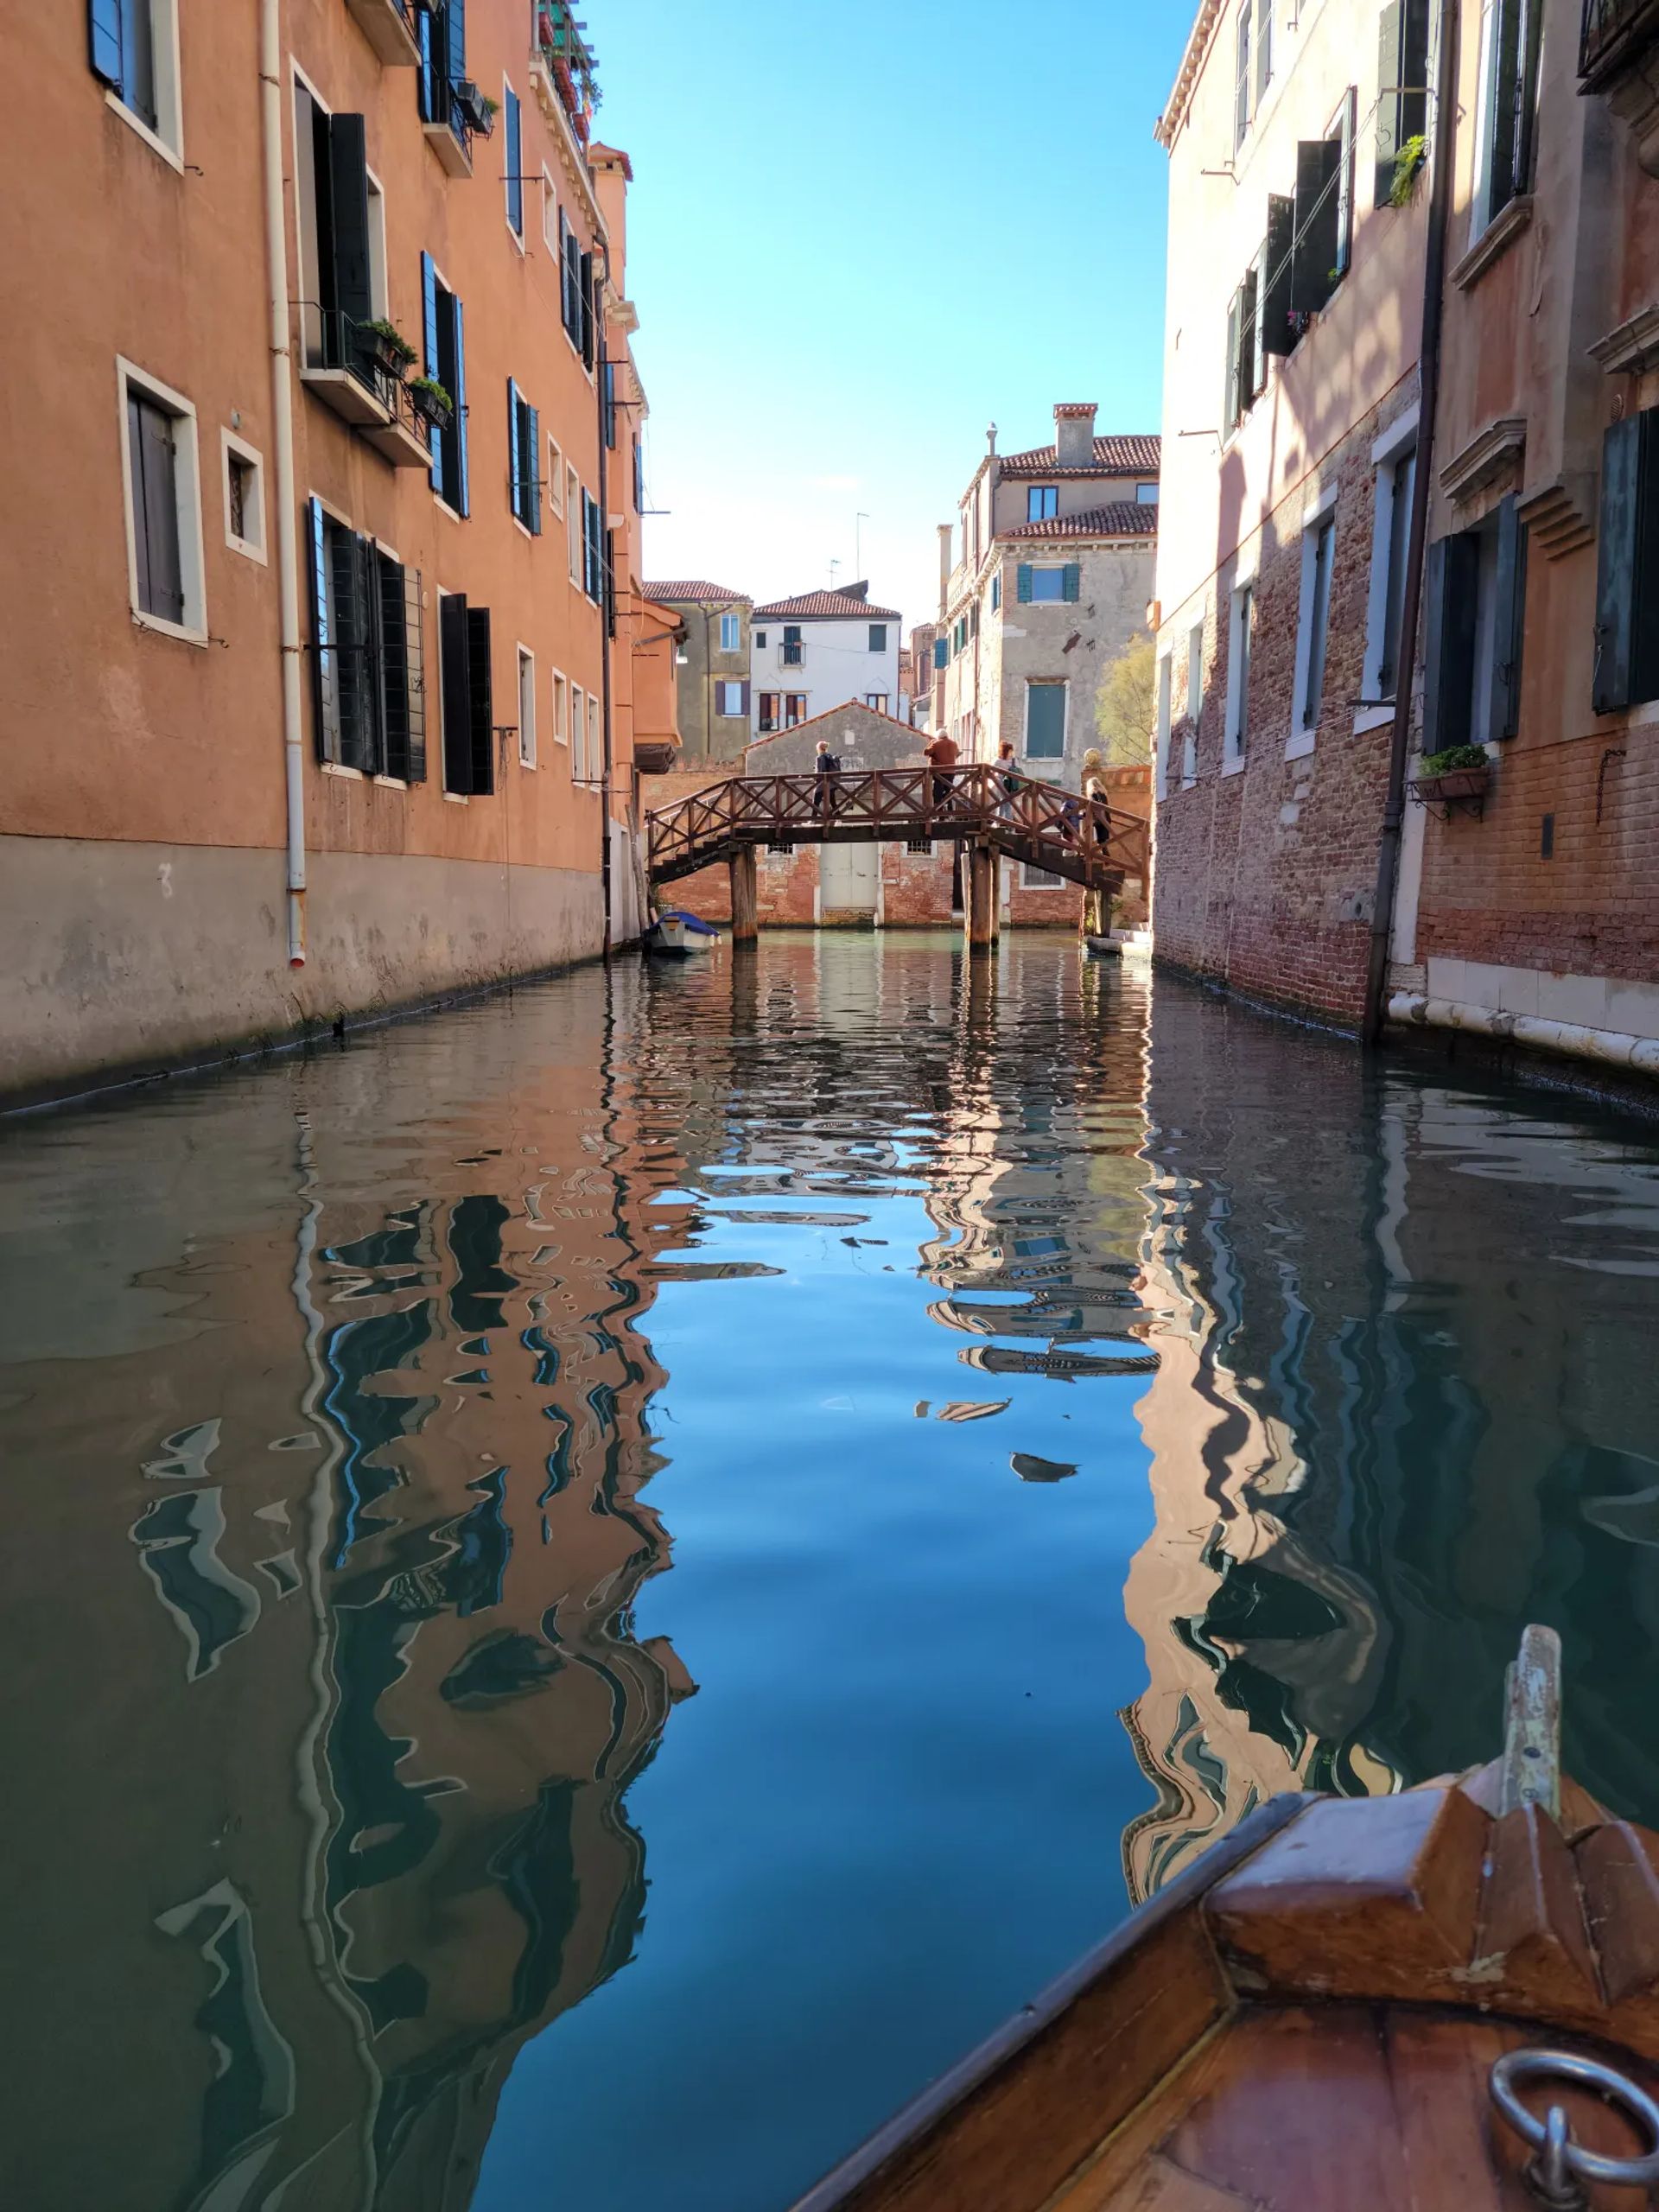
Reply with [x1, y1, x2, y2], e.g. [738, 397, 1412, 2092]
[116, 355, 209, 647]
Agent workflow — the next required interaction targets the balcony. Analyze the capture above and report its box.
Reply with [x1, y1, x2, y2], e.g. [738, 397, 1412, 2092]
[781, 642, 804, 667]
[300, 311, 435, 469]
[531, 1, 601, 145]
[1580, 0, 1659, 168]
[344, 0, 421, 67]
[423, 79, 493, 177]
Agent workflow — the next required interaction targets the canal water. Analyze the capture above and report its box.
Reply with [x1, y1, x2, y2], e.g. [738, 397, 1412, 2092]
[5, 932, 1659, 2212]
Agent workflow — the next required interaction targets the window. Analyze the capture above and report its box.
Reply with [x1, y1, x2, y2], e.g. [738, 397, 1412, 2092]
[1020, 564, 1078, 605]
[758, 691, 781, 734]
[581, 491, 604, 602]
[991, 575, 1001, 611]
[1224, 261, 1262, 433]
[715, 680, 749, 717]
[571, 682, 587, 779]
[782, 625, 803, 665]
[1425, 496, 1529, 745]
[1025, 681, 1067, 759]
[307, 499, 426, 779]
[504, 79, 523, 239]
[507, 380, 541, 532]
[1184, 622, 1203, 783]
[720, 612, 741, 652]
[1293, 508, 1337, 744]
[1288, 118, 1349, 319]
[566, 466, 582, 585]
[551, 669, 569, 750]
[1154, 652, 1173, 800]
[417, 0, 467, 141]
[1376, 0, 1430, 207]
[1326, 89, 1357, 283]
[558, 209, 595, 370]
[755, 630, 768, 649]
[1374, 445, 1416, 700]
[1234, 0, 1252, 149]
[1593, 409, 1659, 713]
[1225, 582, 1254, 765]
[119, 362, 206, 640]
[88, 0, 181, 162]
[868, 623, 888, 652]
[548, 436, 564, 518]
[542, 167, 559, 253]
[421, 254, 468, 514]
[865, 694, 890, 714]
[1021, 862, 1065, 890]
[604, 361, 618, 450]
[588, 694, 602, 779]
[632, 433, 644, 513]
[1471, 0, 1542, 237]
[221, 430, 265, 563]
[785, 693, 807, 727]
[1255, 0, 1274, 102]
[1136, 482, 1160, 505]
[1027, 486, 1058, 523]
[515, 645, 537, 766]
[438, 593, 493, 794]
[294, 88, 387, 379]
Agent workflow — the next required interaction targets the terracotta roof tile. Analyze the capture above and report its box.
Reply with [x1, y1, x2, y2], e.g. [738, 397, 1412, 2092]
[748, 697, 919, 748]
[752, 587, 902, 620]
[1000, 501, 1160, 541]
[643, 580, 750, 604]
[998, 433, 1162, 480]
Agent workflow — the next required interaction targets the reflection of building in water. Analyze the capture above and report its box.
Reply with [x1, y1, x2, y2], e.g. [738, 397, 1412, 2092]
[1121, 984, 1659, 1903]
[5, 986, 696, 2212]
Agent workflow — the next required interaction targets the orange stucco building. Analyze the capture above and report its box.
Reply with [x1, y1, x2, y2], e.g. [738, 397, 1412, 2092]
[3, 0, 677, 1106]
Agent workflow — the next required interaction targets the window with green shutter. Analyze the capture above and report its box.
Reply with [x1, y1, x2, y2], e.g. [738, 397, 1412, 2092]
[1025, 682, 1067, 759]
[507, 379, 540, 532]
[1593, 408, 1659, 715]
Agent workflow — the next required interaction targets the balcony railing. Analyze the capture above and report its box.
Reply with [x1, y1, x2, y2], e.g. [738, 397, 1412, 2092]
[303, 310, 435, 467]
[1580, 0, 1659, 85]
[781, 642, 804, 666]
[534, 0, 601, 137]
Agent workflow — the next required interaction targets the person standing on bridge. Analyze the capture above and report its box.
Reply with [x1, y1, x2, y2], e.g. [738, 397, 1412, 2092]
[996, 739, 1021, 822]
[923, 728, 958, 813]
[813, 736, 841, 820]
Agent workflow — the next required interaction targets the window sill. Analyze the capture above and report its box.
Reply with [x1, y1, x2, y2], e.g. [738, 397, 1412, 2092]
[1452, 194, 1534, 293]
[512, 515, 537, 542]
[1284, 726, 1318, 760]
[1221, 750, 1247, 777]
[372, 774, 409, 790]
[442, 791, 470, 804]
[226, 532, 268, 566]
[1353, 702, 1396, 735]
[322, 762, 365, 780]
[518, 757, 537, 771]
[506, 219, 527, 255]
[131, 607, 208, 648]
[433, 497, 463, 524]
[105, 91, 184, 173]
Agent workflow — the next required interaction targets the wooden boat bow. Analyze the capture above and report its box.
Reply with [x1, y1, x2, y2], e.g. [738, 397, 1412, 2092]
[790, 1628, 1659, 2212]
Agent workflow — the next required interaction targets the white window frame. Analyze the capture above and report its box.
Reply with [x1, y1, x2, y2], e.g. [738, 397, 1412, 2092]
[518, 643, 537, 767]
[117, 357, 208, 645]
[1023, 678, 1069, 762]
[365, 167, 390, 321]
[588, 693, 602, 781]
[1020, 861, 1066, 890]
[104, 0, 185, 172]
[1028, 566, 1068, 604]
[1154, 651, 1173, 800]
[715, 680, 745, 718]
[1358, 405, 1421, 733]
[548, 436, 565, 519]
[719, 612, 741, 653]
[219, 428, 267, 564]
[551, 667, 569, 753]
[1224, 574, 1255, 772]
[865, 692, 890, 715]
[541, 166, 559, 254]
[1470, 0, 1501, 243]
[567, 468, 583, 587]
[1289, 482, 1339, 757]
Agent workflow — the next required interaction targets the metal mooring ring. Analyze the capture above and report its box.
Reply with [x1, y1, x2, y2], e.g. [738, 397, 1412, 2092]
[1491, 2049, 1659, 2199]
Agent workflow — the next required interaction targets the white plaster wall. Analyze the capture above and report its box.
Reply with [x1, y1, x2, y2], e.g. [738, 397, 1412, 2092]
[749, 616, 901, 731]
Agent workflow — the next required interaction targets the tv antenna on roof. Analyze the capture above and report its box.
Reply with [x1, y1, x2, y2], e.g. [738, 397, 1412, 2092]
[829, 557, 842, 588]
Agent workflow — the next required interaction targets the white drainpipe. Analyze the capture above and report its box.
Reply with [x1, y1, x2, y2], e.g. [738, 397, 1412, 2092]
[1389, 993, 1659, 1077]
[260, 0, 307, 965]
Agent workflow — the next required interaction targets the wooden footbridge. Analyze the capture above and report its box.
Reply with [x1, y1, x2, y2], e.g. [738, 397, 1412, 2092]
[645, 766, 1149, 943]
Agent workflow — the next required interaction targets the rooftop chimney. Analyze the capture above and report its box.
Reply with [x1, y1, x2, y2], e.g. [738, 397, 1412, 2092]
[937, 523, 952, 619]
[1055, 403, 1097, 467]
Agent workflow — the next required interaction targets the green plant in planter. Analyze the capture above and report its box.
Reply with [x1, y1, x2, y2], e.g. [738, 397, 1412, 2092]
[409, 377, 454, 423]
[1389, 136, 1427, 207]
[359, 318, 417, 370]
[1420, 742, 1490, 777]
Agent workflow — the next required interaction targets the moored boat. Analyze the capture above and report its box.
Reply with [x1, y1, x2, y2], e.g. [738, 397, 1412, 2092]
[645, 909, 721, 957]
[791, 1627, 1659, 2212]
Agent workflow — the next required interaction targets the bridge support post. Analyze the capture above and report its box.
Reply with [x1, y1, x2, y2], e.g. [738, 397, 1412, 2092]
[967, 842, 998, 950]
[729, 847, 758, 945]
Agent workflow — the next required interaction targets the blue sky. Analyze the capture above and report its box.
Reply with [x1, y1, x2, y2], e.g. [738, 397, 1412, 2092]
[602, 0, 1192, 633]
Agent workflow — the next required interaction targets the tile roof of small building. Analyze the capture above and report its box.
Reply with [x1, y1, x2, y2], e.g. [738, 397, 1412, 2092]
[643, 580, 750, 604]
[751, 586, 902, 620]
[1000, 501, 1160, 542]
[748, 697, 921, 748]
[997, 434, 1163, 480]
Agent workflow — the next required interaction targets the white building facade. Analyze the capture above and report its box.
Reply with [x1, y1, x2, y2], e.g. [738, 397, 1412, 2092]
[748, 582, 903, 737]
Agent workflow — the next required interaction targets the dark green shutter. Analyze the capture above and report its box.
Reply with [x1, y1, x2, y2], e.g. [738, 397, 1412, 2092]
[505, 85, 522, 233]
[1489, 495, 1527, 743]
[1017, 564, 1033, 604]
[451, 293, 469, 517]
[327, 115, 374, 337]
[1224, 286, 1242, 428]
[89, 0, 124, 88]
[507, 378, 522, 522]
[307, 498, 343, 764]
[441, 592, 473, 791]
[1375, 0, 1428, 208]
[379, 556, 426, 783]
[1237, 263, 1260, 401]
[446, 0, 466, 89]
[1291, 138, 1342, 315]
[1593, 410, 1659, 715]
[1489, 0, 1523, 215]
[1062, 563, 1081, 603]
[1261, 194, 1296, 355]
[580, 251, 595, 370]
[417, 9, 437, 120]
[933, 635, 947, 669]
[1421, 532, 1479, 754]
[526, 404, 542, 533]
[466, 606, 494, 794]
[422, 253, 443, 499]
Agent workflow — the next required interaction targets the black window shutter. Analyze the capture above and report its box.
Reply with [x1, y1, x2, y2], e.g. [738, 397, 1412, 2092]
[88, 0, 124, 88]
[451, 293, 469, 517]
[1489, 0, 1524, 215]
[1488, 494, 1527, 743]
[1261, 194, 1296, 354]
[308, 499, 343, 763]
[1374, 0, 1405, 208]
[527, 404, 542, 532]
[327, 115, 374, 335]
[740, 680, 752, 718]
[466, 606, 495, 793]
[1291, 139, 1342, 315]
[417, 9, 436, 121]
[446, 0, 467, 88]
[331, 527, 378, 772]
[441, 593, 474, 791]
[379, 555, 426, 783]
[128, 392, 153, 616]
[507, 378, 522, 522]
[1224, 288, 1242, 428]
[1237, 262, 1260, 404]
[580, 251, 595, 370]
[1421, 532, 1480, 754]
[1594, 410, 1659, 713]
[132, 394, 184, 624]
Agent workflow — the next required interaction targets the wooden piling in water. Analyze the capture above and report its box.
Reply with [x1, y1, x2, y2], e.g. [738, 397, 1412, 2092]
[967, 842, 997, 948]
[729, 847, 758, 944]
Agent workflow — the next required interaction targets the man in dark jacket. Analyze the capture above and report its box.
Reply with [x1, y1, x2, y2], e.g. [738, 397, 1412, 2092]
[813, 737, 840, 818]
[924, 728, 958, 811]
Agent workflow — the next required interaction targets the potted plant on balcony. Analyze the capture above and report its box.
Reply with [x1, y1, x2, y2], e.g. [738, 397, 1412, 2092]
[358, 319, 418, 383]
[409, 377, 454, 431]
[454, 80, 498, 135]
[1410, 742, 1491, 805]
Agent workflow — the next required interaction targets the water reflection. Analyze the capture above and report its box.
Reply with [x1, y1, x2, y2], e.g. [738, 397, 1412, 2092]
[4, 939, 1659, 2212]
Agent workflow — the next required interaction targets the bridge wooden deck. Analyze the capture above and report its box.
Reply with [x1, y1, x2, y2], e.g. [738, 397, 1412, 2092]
[646, 766, 1149, 897]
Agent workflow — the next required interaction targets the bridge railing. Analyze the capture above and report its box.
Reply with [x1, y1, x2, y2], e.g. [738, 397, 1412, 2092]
[647, 765, 1148, 887]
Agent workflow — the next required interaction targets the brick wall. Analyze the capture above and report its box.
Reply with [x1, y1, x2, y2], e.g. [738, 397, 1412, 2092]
[1153, 404, 1402, 1031]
